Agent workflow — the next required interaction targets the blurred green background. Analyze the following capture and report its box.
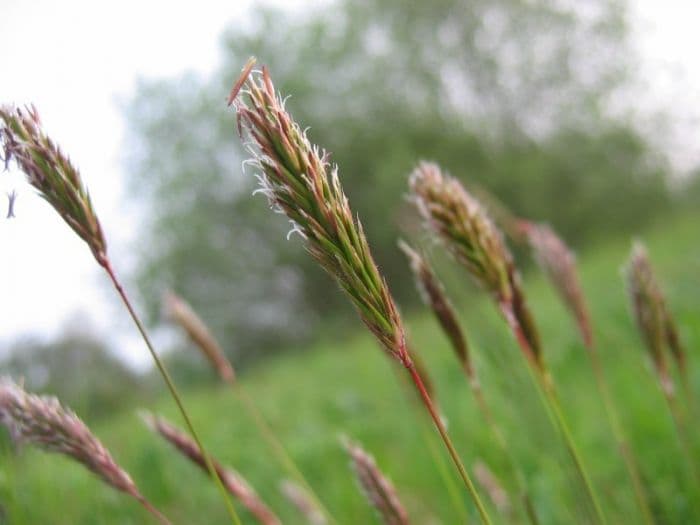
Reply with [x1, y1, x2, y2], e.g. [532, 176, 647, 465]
[2, 0, 700, 523]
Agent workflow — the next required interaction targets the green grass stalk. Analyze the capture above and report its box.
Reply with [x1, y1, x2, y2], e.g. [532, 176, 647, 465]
[233, 385, 337, 525]
[522, 222, 654, 523]
[587, 344, 656, 525]
[500, 301, 607, 525]
[164, 290, 335, 524]
[103, 263, 241, 525]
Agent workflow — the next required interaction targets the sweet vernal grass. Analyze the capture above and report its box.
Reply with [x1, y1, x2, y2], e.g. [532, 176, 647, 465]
[410, 161, 607, 524]
[400, 240, 540, 525]
[228, 58, 492, 524]
[0, 105, 242, 525]
[163, 289, 336, 525]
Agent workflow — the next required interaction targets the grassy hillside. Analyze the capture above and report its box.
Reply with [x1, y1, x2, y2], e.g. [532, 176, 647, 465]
[1, 212, 699, 524]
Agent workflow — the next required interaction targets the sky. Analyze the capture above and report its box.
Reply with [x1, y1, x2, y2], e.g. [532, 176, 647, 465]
[1, 0, 699, 369]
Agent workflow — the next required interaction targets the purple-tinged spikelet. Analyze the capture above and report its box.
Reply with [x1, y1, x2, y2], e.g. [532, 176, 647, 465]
[410, 162, 512, 305]
[625, 242, 682, 394]
[279, 480, 327, 525]
[229, 60, 407, 365]
[522, 221, 593, 348]
[163, 291, 235, 383]
[0, 378, 170, 522]
[143, 412, 280, 525]
[410, 162, 542, 367]
[473, 460, 511, 516]
[399, 240, 473, 377]
[344, 439, 410, 525]
[0, 105, 107, 265]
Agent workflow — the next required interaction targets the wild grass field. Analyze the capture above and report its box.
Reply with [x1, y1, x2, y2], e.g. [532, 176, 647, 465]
[1, 210, 697, 525]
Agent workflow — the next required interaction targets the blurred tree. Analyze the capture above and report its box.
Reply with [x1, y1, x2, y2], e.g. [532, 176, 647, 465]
[1, 330, 147, 421]
[123, 0, 671, 367]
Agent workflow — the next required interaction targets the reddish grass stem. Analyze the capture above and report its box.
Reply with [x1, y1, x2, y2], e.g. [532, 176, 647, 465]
[135, 494, 172, 525]
[404, 358, 492, 525]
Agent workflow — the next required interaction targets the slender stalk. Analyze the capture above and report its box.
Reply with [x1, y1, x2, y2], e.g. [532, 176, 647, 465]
[586, 346, 655, 525]
[164, 289, 334, 524]
[233, 384, 337, 525]
[389, 363, 469, 522]
[421, 425, 470, 523]
[404, 358, 493, 525]
[661, 388, 700, 488]
[500, 302, 607, 525]
[469, 375, 540, 525]
[102, 262, 241, 525]
[135, 494, 172, 525]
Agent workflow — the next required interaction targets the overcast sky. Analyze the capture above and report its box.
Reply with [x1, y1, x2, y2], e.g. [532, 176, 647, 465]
[1, 0, 699, 369]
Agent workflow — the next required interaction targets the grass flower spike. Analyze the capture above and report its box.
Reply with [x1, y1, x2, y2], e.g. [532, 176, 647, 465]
[522, 221, 593, 348]
[410, 162, 511, 307]
[163, 290, 334, 524]
[344, 439, 410, 525]
[0, 105, 107, 264]
[143, 413, 280, 525]
[399, 240, 472, 376]
[410, 162, 542, 367]
[625, 242, 700, 488]
[230, 59, 491, 523]
[0, 378, 169, 524]
[163, 291, 236, 383]
[279, 480, 327, 525]
[524, 224, 654, 522]
[626, 242, 673, 393]
[228, 60, 405, 364]
[410, 162, 606, 523]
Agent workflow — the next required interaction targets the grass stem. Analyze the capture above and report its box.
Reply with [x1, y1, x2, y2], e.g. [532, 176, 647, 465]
[102, 262, 241, 525]
[500, 301, 607, 525]
[405, 358, 493, 525]
[587, 345, 655, 525]
[233, 384, 337, 525]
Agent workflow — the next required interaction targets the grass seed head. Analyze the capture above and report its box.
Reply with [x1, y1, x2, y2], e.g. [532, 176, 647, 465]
[399, 240, 472, 375]
[409, 162, 512, 305]
[142, 412, 279, 525]
[0, 105, 107, 265]
[0, 378, 141, 498]
[163, 291, 235, 383]
[229, 60, 407, 364]
[279, 480, 327, 525]
[473, 460, 511, 516]
[524, 222, 593, 348]
[625, 242, 672, 391]
[410, 162, 543, 365]
[343, 438, 410, 525]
